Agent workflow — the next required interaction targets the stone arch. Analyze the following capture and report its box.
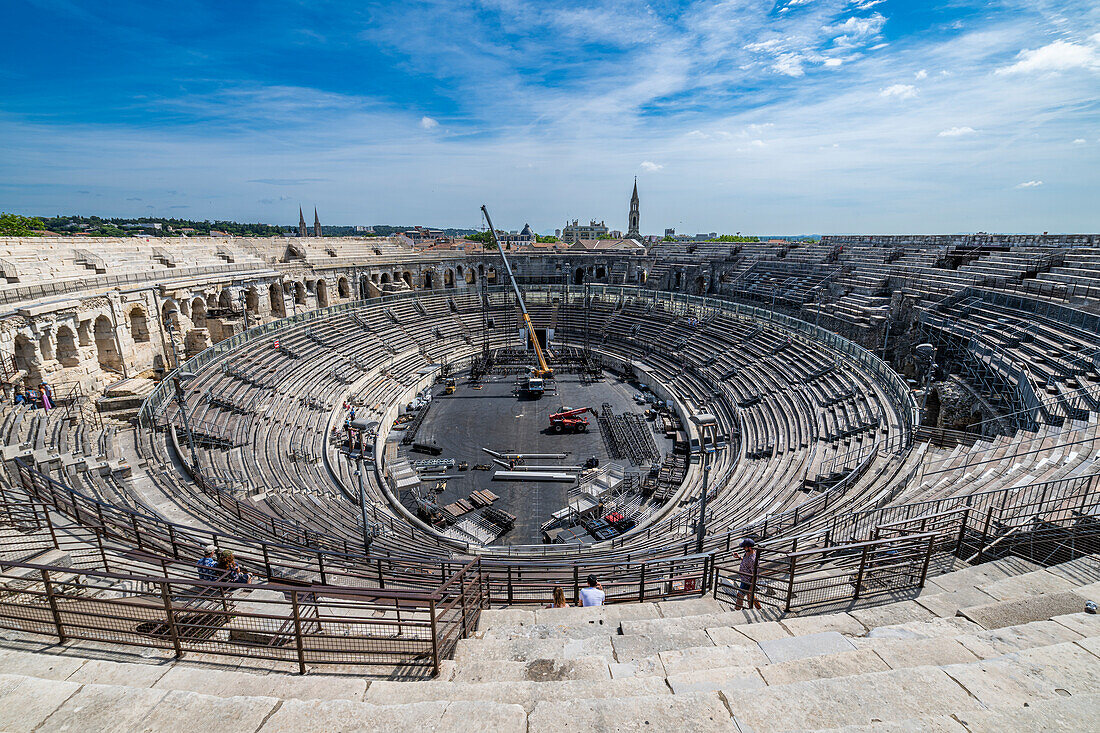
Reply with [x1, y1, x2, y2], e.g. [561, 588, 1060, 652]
[56, 326, 79, 367]
[444, 268, 455, 289]
[371, 272, 379, 284]
[924, 388, 941, 428]
[358, 275, 370, 299]
[128, 305, 151, 342]
[402, 272, 412, 288]
[639, 268, 648, 285]
[694, 275, 707, 295]
[422, 270, 434, 290]
[245, 287, 259, 313]
[478, 264, 485, 276]
[316, 279, 329, 307]
[161, 301, 179, 331]
[595, 265, 606, 279]
[380, 272, 391, 285]
[39, 332, 55, 362]
[294, 281, 306, 305]
[192, 298, 207, 328]
[77, 320, 93, 346]
[178, 298, 190, 318]
[337, 276, 350, 299]
[218, 289, 233, 310]
[465, 268, 477, 285]
[269, 283, 285, 317]
[13, 333, 41, 384]
[674, 271, 683, 289]
[93, 315, 122, 373]
[574, 267, 585, 285]
[487, 267, 497, 284]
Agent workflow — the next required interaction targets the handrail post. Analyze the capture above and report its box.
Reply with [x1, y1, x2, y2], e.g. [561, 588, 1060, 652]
[507, 565, 513, 604]
[573, 566, 579, 605]
[639, 562, 646, 602]
[976, 506, 994, 562]
[290, 590, 307, 675]
[918, 535, 935, 587]
[459, 571, 469, 640]
[853, 544, 870, 601]
[429, 598, 441, 677]
[41, 569, 66, 643]
[955, 507, 970, 557]
[784, 554, 795, 612]
[159, 580, 184, 658]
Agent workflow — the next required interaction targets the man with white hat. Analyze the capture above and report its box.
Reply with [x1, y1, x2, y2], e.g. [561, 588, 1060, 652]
[196, 544, 219, 581]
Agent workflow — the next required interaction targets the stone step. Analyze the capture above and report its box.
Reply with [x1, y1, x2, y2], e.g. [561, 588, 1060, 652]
[527, 691, 737, 732]
[923, 555, 1044, 594]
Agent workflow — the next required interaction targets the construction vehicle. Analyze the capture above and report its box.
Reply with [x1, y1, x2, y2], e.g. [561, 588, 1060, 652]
[443, 377, 457, 395]
[481, 205, 552, 395]
[549, 406, 595, 433]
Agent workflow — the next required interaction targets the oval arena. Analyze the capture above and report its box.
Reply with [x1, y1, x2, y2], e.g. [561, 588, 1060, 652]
[0, 233, 1097, 730]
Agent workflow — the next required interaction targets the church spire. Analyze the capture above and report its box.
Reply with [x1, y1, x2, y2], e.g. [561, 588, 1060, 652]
[313, 207, 322, 237]
[298, 206, 307, 237]
[627, 177, 640, 239]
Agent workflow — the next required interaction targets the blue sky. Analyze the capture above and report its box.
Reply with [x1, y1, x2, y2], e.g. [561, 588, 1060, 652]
[1, 0, 1098, 233]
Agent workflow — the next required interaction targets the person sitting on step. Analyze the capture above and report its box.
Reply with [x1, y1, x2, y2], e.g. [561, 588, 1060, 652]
[578, 574, 605, 607]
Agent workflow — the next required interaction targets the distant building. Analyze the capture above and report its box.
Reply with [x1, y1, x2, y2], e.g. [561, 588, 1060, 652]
[626, 178, 640, 238]
[298, 207, 308, 237]
[313, 208, 322, 237]
[562, 219, 609, 243]
[499, 223, 536, 249]
[664, 228, 675, 237]
[355, 225, 374, 233]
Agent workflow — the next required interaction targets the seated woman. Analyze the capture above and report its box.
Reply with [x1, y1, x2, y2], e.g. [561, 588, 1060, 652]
[216, 550, 254, 584]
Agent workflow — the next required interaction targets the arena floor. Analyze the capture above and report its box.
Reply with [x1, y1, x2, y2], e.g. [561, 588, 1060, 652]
[396, 369, 674, 545]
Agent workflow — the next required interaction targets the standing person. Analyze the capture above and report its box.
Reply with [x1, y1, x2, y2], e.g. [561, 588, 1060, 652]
[734, 538, 762, 611]
[578, 574, 605, 607]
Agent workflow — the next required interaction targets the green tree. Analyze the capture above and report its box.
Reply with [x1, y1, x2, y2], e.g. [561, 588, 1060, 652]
[535, 234, 559, 243]
[0, 213, 46, 236]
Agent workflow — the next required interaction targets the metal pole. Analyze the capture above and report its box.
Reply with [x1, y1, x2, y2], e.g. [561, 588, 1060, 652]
[173, 375, 201, 474]
[695, 452, 711, 554]
[357, 456, 373, 556]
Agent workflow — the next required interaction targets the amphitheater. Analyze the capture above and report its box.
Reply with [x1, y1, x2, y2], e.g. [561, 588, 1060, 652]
[0, 232, 1098, 731]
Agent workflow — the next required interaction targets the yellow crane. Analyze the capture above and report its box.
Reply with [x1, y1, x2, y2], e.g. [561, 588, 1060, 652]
[481, 205, 553, 378]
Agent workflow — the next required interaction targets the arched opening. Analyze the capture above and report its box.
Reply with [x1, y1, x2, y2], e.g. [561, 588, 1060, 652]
[639, 268, 648, 285]
[218, 290, 233, 310]
[56, 326, 79, 367]
[316, 279, 329, 307]
[478, 264, 485, 277]
[674, 271, 683, 289]
[93, 315, 122, 373]
[595, 266, 606, 279]
[337, 277, 350, 299]
[192, 298, 207, 328]
[371, 273, 379, 284]
[162, 302, 179, 330]
[923, 389, 941, 428]
[487, 267, 497, 284]
[422, 271, 434, 289]
[694, 275, 706, 295]
[245, 287, 259, 313]
[13, 334, 40, 383]
[128, 306, 151, 342]
[465, 269, 477, 285]
[77, 320, 93, 346]
[294, 282, 306, 305]
[380, 272, 391, 285]
[178, 299, 190, 318]
[205, 293, 218, 309]
[359, 275, 369, 299]
[402, 272, 412, 288]
[39, 332, 55, 362]
[269, 284, 285, 317]
[444, 269, 455, 289]
[574, 267, 585, 285]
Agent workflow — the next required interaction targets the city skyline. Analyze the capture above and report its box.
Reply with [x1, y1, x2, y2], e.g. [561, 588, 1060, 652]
[1, 1, 1098, 234]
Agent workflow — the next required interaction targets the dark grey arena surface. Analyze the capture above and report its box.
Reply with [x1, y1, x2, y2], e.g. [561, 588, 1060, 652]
[397, 370, 673, 545]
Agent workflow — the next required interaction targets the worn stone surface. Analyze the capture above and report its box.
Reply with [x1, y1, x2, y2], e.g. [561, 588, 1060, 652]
[954, 692, 1100, 732]
[655, 597, 725, 618]
[610, 629, 713, 663]
[0, 673, 80, 732]
[865, 616, 981, 640]
[658, 643, 769, 676]
[620, 613, 731, 636]
[914, 585, 998, 618]
[980, 570, 1077, 601]
[1051, 611, 1100, 637]
[665, 666, 765, 695]
[258, 698, 450, 732]
[756, 648, 889, 686]
[152, 665, 367, 702]
[780, 612, 866, 637]
[704, 625, 762, 647]
[454, 635, 612, 663]
[0, 648, 87, 680]
[849, 601, 935, 631]
[455, 655, 611, 683]
[820, 716, 968, 732]
[1041, 554, 1100, 585]
[959, 591, 1091, 630]
[859, 636, 978, 669]
[925, 557, 1042, 594]
[528, 692, 737, 732]
[364, 676, 669, 713]
[63, 658, 170, 688]
[135, 689, 279, 731]
[727, 619, 791, 643]
[724, 667, 979, 731]
[954, 619, 1083, 659]
[608, 656, 665, 679]
[42, 683, 168, 732]
[759, 631, 855, 664]
[436, 700, 528, 733]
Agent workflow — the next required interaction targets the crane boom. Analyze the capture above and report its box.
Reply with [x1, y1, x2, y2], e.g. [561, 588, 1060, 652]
[481, 205, 552, 377]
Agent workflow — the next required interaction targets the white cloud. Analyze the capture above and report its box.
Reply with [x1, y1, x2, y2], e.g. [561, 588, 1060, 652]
[823, 57, 843, 67]
[938, 126, 977, 137]
[915, 69, 928, 80]
[1015, 180, 1044, 188]
[1072, 138, 1086, 144]
[419, 116, 439, 130]
[828, 12, 886, 48]
[880, 84, 918, 99]
[995, 39, 1100, 75]
[640, 160, 663, 171]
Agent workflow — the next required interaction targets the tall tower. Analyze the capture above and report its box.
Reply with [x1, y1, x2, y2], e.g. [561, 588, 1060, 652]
[298, 207, 307, 237]
[313, 207, 322, 237]
[627, 177, 640, 239]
